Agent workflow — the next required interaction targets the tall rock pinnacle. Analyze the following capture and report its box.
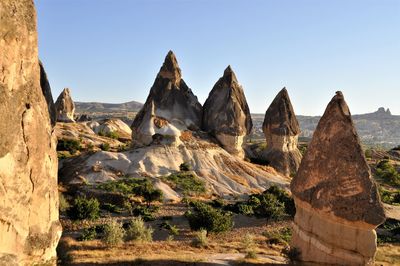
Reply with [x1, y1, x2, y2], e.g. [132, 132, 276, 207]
[131, 51, 202, 146]
[0, 0, 61, 264]
[55, 88, 76, 122]
[262, 88, 302, 176]
[202, 66, 252, 157]
[290, 91, 385, 265]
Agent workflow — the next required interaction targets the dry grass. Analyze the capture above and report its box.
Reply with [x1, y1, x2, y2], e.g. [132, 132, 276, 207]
[376, 244, 400, 265]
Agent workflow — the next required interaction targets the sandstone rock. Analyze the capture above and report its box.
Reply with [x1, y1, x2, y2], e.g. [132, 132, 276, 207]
[262, 88, 302, 176]
[131, 51, 202, 146]
[0, 1, 61, 264]
[202, 66, 252, 157]
[90, 118, 132, 141]
[55, 88, 75, 122]
[290, 91, 385, 265]
[39, 61, 57, 126]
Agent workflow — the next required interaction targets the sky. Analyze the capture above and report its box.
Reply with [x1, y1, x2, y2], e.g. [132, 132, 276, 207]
[35, 0, 400, 115]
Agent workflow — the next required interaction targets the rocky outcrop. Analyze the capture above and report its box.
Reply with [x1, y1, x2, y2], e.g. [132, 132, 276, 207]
[55, 88, 75, 122]
[290, 91, 385, 265]
[89, 118, 132, 141]
[131, 51, 202, 146]
[262, 88, 302, 176]
[0, 0, 61, 264]
[39, 61, 56, 126]
[202, 66, 252, 157]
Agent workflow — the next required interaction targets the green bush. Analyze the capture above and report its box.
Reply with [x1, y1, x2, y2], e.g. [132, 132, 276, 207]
[185, 201, 233, 233]
[375, 160, 400, 186]
[67, 196, 100, 220]
[225, 185, 294, 221]
[159, 221, 179, 236]
[106, 131, 119, 139]
[264, 227, 292, 245]
[78, 227, 97, 241]
[162, 172, 206, 196]
[179, 162, 191, 171]
[242, 233, 257, 259]
[132, 205, 158, 221]
[125, 217, 153, 242]
[57, 139, 81, 154]
[379, 187, 400, 205]
[100, 143, 110, 151]
[102, 220, 125, 246]
[101, 203, 123, 213]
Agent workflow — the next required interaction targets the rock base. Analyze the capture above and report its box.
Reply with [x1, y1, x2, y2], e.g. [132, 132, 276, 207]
[291, 197, 377, 265]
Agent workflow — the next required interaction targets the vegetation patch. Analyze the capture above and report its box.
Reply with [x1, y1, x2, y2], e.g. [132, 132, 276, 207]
[125, 217, 153, 242]
[67, 196, 100, 220]
[224, 185, 295, 221]
[377, 219, 400, 244]
[162, 172, 206, 196]
[102, 220, 125, 246]
[185, 201, 233, 233]
[379, 187, 400, 205]
[375, 160, 400, 187]
[263, 227, 292, 246]
[57, 139, 81, 154]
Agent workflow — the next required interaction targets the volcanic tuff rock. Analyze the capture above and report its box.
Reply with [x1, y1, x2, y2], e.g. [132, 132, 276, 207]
[89, 118, 132, 141]
[55, 88, 75, 122]
[262, 88, 302, 176]
[0, 0, 61, 264]
[39, 61, 57, 126]
[131, 51, 202, 146]
[290, 91, 385, 265]
[202, 66, 252, 157]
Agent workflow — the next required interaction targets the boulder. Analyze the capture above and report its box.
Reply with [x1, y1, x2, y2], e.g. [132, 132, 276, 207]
[55, 88, 75, 122]
[131, 51, 202, 146]
[90, 118, 132, 141]
[202, 66, 252, 157]
[262, 88, 302, 176]
[39, 61, 56, 126]
[290, 91, 385, 265]
[0, 0, 61, 264]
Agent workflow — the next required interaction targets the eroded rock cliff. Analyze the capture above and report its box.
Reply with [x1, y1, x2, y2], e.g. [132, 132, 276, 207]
[202, 66, 252, 157]
[290, 91, 385, 265]
[262, 88, 302, 176]
[131, 51, 202, 146]
[0, 0, 61, 264]
[55, 88, 75, 122]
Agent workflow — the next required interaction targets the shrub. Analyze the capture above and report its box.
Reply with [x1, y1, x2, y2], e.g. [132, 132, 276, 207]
[57, 139, 81, 154]
[106, 131, 119, 140]
[179, 162, 191, 171]
[264, 227, 292, 246]
[191, 229, 208, 248]
[379, 187, 400, 205]
[132, 205, 158, 221]
[78, 227, 97, 241]
[67, 196, 100, 220]
[125, 217, 153, 242]
[185, 201, 233, 233]
[162, 172, 206, 196]
[243, 233, 257, 259]
[100, 143, 110, 151]
[160, 221, 179, 236]
[375, 160, 400, 186]
[101, 203, 123, 213]
[59, 193, 70, 213]
[102, 220, 125, 246]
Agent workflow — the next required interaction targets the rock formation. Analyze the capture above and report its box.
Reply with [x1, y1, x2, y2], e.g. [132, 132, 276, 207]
[131, 51, 202, 145]
[290, 91, 385, 265]
[262, 88, 302, 176]
[55, 88, 75, 122]
[39, 61, 57, 126]
[90, 118, 132, 141]
[202, 66, 252, 157]
[0, 0, 61, 264]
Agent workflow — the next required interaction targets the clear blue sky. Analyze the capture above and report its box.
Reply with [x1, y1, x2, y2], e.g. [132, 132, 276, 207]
[35, 0, 400, 115]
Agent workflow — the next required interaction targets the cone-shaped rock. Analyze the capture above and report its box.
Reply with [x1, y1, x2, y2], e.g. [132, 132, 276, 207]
[0, 0, 61, 264]
[290, 91, 385, 265]
[39, 61, 56, 126]
[262, 88, 302, 175]
[202, 66, 252, 157]
[55, 88, 75, 122]
[131, 51, 202, 145]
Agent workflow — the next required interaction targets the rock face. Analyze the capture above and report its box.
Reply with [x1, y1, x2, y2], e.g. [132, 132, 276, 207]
[131, 51, 202, 146]
[202, 66, 252, 157]
[55, 88, 75, 122]
[0, 1, 61, 264]
[262, 88, 302, 176]
[39, 61, 57, 126]
[89, 118, 132, 141]
[290, 91, 385, 265]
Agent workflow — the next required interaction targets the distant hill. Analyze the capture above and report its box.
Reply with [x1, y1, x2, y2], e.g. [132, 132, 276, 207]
[251, 107, 400, 149]
[75, 100, 143, 113]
